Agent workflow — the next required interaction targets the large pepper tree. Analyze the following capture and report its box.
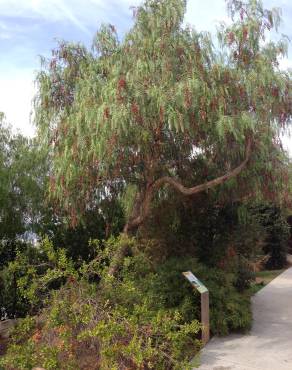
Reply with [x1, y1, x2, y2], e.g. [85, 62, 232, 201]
[35, 0, 291, 273]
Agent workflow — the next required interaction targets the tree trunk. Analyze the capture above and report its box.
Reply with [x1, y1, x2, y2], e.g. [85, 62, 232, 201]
[108, 191, 145, 276]
[108, 138, 252, 276]
[107, 232, 131, 276]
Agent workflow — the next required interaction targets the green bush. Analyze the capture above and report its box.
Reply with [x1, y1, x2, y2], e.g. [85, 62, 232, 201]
[0, 238, 201, 369]
[234, 257, 256, 292]
[93, 240, 252, 336]
[0, 238, 77, 319]
[0, 241, 43, 318]
[1, 236, 252, 369]
[138, 257, 252, 335]
[254, 204, 289, 270]
[1, 281, 201, 370]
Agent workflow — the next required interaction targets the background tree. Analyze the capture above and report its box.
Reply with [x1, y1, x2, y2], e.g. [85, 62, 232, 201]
[255, 204, 290, 269]
[35, 0, 291, 272]
[0, 113, 124, 317]
[0, 115, 47, 317]
[40, 199, 124, 263]
[0, 114, 47, 242]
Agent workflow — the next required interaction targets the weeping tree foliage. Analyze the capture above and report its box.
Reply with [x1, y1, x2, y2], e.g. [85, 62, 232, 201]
[35, 0, 291, 272]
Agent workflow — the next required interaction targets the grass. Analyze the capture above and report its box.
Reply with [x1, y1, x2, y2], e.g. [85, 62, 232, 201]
[249, 269, 285, 295]
[256, 269, 285, 280]
[190, 353, 201, 368]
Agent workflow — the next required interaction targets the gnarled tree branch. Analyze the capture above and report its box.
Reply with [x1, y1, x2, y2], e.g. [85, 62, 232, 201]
[109, 138, 252, 276]
[128, 137, 252, 231]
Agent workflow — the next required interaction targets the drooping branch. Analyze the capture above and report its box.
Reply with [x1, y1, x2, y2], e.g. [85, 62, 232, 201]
[128, 137, 252, 231]
[156, 137, 252, 194]
[109, 138, 252, 276]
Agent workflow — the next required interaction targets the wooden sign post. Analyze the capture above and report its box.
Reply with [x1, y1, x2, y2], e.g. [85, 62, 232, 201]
[182, 271, 210, 345]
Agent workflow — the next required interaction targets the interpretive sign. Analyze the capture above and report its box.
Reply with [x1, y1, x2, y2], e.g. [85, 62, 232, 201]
[182, 271, 208, 294]
[182, 271, 210, 344]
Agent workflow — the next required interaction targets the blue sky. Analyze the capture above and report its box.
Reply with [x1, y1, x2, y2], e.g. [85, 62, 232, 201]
[0, 0, 291, 137]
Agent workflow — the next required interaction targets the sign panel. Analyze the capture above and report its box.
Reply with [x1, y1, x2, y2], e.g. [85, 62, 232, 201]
[182, 270, 210, 344]
[182, 271, 208, 294]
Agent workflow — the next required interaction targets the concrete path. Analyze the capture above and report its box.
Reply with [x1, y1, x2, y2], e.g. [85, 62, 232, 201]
[196, 267, 292, 370]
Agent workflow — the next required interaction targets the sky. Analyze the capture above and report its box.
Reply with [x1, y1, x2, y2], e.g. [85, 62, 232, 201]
[0, 0, 291, 139]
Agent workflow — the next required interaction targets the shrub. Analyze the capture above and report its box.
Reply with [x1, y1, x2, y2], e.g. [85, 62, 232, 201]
[1, 236, 252, 369]
[94, 242, 252, 336]
[0, 242, 43, 318]
[234, 256, 256, 292]
[140, 257, 252, 336]
[1, 281, 201, 370]
[0, 238, 201, 369]
[254, 204, 289, 269]
[0, 238, 77, 319]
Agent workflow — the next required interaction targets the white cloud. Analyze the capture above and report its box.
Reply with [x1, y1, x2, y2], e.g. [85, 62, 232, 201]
[0, 32, 11, 40]
[0, 0, 291, 140]
[51, 0, 91, 36]
[0, 0, 51, 19]
[0, 20, 11, 39]
[0, 0, 91, 34]
[0, 69, 36, 136]
[185, 0, 228, 32]
[279, 57, 292, 70]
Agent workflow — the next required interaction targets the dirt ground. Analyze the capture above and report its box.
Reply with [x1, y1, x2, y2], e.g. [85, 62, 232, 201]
[0, 337, 8, 356]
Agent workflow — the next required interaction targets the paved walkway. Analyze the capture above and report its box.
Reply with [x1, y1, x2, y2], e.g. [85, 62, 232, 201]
[197, 267, 292, 370]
